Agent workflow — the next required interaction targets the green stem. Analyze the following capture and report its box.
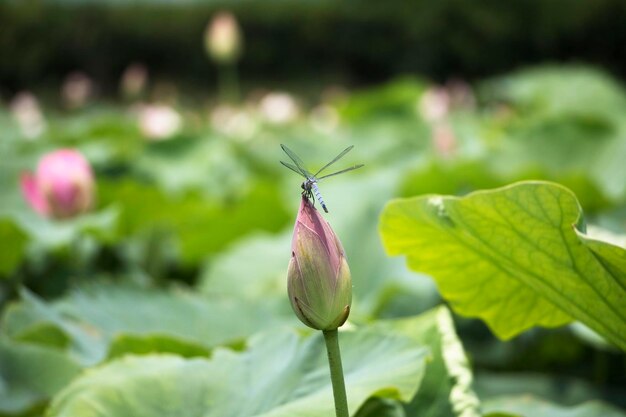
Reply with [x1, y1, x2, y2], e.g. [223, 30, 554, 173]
[323, 329, 349, 417]
[217, 62, 239, 104]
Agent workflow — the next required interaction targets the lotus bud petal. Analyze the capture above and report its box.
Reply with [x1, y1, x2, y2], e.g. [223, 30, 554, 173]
[287, 197, 352, 330]
[20, 149, 95, 219]
[205, 11, 242, 65]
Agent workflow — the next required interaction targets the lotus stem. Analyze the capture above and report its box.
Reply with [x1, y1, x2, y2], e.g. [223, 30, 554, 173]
[323, 329, 349, 417]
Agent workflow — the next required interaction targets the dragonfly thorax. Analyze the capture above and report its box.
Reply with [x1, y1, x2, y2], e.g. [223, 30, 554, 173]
[301, 178, 316, 191]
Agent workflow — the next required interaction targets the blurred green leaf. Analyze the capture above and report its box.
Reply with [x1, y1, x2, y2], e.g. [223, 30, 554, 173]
[0, 218, 27, 276]
[199, 231, 291, 303]
[12, 322, 71, 349]
[135, 137, 252, 199]
[373, 307, 481, 417]
[355, 398, 405, 417]
[2, 282, 292, 365]
[0, 337, 82, 415]
[99, 179, 290, 263]
[48, 326, 429, 417]
[9, 206, 120, 249]
[336, 77, 427, 122]
[482, 66, 626, 122]
[483, 395, 626, 417]
[380, 181, 626, 349]
[107, 334, 211, 359]
[474, 372, 607, 407]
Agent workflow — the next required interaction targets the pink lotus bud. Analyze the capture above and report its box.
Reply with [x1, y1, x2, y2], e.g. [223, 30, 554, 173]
[20, 149, 95, 219]
[205, 11, 242, 64]
[287, 197, 352, 330]
[418, 86, 450, 123]
[10, 91, 47, 140]
[120, 63, 148, 99]
[61, 71, 93, 109]
[432, 123, 457, 159]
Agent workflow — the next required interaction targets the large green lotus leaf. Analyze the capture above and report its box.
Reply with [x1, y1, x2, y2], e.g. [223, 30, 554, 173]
[380, 181, 626, 350]
[2, 282, 290, 365]
[372, 307, 480, 417]
[47, 327, 429, 417]
[576, 226, 626, 288]
[0, 337, 82, 415]
[483, 395, 626, 417]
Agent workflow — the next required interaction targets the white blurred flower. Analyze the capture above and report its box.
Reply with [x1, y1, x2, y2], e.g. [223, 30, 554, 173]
[61, 72, 93, 109]
[259, 92, 299, 124]
[121, 63, 148, 98]
[418, 86, 450, 123]
[210, 105, 256, 140]
[138, 104, 182, 140]
[309, 104, 339, 134]
[10, 91, 46, 139]
[205, 11, 242, 64]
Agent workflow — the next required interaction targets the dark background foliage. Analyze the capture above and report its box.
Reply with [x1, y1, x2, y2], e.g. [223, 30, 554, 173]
[1, 0, 625, 95]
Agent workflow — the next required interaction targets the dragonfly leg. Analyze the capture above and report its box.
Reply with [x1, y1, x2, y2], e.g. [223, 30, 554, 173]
[301, 189, 314, 207]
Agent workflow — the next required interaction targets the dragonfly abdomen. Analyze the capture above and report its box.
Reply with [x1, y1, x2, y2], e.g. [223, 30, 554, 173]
[310, 182, 328, 213]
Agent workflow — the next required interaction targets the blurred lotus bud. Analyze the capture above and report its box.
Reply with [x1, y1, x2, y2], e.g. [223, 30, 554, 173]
[20, 149, 95, 219]
[287, 197, 352, 330]
[205, 11, 242, 64]
[121, 63, 148, 99]
[138, 104, 182, 140]
[418, 86, 450, 123]
[259, 92, 299, 124]
[446, 79, 476, 110]
[10, 91, 47, 140]
[61, 72, 93, 109]
[432, 124, 457, 159]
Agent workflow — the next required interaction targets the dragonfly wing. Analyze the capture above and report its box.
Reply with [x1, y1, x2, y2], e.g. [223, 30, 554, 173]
[280, 161, 307, 177]
[280, 144, 312, 177]
[314, 145, 354, 177]
[317, 164, 364, 180]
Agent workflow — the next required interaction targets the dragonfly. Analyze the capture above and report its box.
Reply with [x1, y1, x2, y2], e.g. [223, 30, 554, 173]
[280, 144, 364, 213]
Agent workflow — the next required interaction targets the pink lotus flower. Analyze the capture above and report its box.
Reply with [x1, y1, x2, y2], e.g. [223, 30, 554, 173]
[20, 149, 95, 219]
[287, 197, 352, 330]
